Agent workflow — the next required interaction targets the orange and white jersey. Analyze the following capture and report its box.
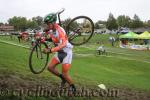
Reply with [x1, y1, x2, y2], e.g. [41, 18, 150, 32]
[49, 24, 73, 53]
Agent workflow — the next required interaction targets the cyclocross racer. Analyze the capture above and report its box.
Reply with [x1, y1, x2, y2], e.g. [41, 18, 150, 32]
[43, 13, 76, 92]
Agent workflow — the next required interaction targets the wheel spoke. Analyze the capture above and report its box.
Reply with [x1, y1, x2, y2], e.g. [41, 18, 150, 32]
[35, 46, 39, 58]
[66, 16, 94, 45]
[29, 42, 49, 74]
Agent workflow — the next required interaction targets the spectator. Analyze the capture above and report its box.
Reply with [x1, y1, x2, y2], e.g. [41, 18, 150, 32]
[109, 36, 115, 46]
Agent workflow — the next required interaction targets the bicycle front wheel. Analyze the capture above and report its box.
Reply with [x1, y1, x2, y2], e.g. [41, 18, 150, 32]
[29, 42, 49, 74]
[66, 16, 94, 46]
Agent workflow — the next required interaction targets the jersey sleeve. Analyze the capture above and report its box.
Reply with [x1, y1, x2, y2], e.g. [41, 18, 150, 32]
[51, 30, 67, 52]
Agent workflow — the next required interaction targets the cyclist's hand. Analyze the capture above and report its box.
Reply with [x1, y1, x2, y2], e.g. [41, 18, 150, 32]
[42, 48, 51, 54]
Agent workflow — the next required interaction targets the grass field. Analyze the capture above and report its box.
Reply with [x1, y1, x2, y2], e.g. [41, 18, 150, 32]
[0, 35, 150, 99]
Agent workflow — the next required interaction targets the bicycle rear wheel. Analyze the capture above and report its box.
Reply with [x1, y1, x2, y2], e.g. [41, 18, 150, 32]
[29, 42, 49, 74]
[66, 16, 94, 46]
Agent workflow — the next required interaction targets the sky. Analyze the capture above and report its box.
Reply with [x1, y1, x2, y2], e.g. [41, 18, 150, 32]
[0, 0, 150, 23]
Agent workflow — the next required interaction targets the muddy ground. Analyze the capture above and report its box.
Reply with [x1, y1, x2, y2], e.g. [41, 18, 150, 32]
[0, 74, 150, 100]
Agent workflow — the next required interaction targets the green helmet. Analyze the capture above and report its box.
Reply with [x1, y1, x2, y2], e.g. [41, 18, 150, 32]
[44, 13, 57, 23]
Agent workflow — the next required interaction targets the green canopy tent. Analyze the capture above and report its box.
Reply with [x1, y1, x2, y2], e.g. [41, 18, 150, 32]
[119, 31, 150, 50]
[138, 31, 150, 39]
[119, 32, 139, 49]
[119, 31, 139, 39]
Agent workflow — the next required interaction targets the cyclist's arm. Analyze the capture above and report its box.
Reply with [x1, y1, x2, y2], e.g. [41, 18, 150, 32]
[51, 33, 67, 52]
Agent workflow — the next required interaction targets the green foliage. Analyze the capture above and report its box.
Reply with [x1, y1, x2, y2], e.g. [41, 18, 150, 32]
[117, 15, 131, 27]
[144, 20, 150, 27]
[8, 16, 27, 31]
[94, 20, 106, 29]
[129, 14, 144, 28]
[62, 18, 72, 29]
[32, 16, 43, 26]
[94, 22, 100, 29]
[8, 16, 39, 31]
[0, 22, 4, 25]
[27, 20, 38, 29]
[5, 14, 149, 33]
[106, 13, 118, 30]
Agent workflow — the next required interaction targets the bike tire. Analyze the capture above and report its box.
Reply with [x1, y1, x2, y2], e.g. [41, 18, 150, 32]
[66, 16, 94, 46]
[29, 42, 49, 74]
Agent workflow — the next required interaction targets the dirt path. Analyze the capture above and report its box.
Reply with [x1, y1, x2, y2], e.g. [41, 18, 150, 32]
[0, 74, 150, 100]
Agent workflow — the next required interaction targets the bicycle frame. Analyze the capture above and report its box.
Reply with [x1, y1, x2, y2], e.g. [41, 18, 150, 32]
[29, 8, 94, 74]
[56, 8, 65, 26]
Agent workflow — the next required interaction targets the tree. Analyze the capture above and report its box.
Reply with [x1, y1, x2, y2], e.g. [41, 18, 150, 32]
[94, 22, 100, 29]
[63, 18, 72, 24]
[27, 20, 38, 29]
[94, 20, 106, 29]
[106, 13, 118, 30]
[32, 16, 43, 26]
[117, 15, 131, 28]
[129, 14, 143, 28]
[0, 22, 4, 25]
[8, 16, 28, 31]
[8, 16, 39, 31]
[62, 18, 72, 29]
[144, 20, 150, 27]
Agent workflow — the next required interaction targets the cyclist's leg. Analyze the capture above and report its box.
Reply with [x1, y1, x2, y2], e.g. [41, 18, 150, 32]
[47, 57, 60, 77]
[62, 64, 73, 85]
[62, 63, 76, 92]
[61, 51, 76, 91]
[47, 55, 66, 82]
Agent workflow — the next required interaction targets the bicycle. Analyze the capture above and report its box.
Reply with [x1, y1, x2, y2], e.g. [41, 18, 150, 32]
[29, 8, 94, 74]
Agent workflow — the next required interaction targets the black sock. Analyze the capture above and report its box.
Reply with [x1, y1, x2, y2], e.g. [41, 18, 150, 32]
[59, 74, 63, 79]
[59, 74, 66, 81]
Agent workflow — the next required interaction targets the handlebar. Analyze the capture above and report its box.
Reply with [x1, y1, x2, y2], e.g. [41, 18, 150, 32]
[56, 8, 65, 15]
[56, 8, 65, 26]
